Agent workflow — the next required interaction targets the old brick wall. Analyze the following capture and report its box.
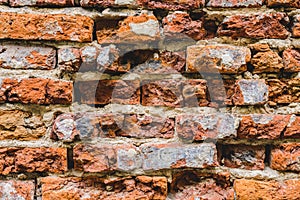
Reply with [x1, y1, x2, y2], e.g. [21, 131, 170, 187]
[0, 0, 300, 199]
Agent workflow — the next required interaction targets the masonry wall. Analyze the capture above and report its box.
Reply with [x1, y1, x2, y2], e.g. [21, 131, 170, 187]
[0, 0, 300, 199]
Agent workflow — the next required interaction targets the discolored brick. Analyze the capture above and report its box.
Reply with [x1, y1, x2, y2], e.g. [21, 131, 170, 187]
[271, 143, 300, 171]
[137, 0, 204, 10]
[251, 49, 283, 73]
[284, 115, 300, 138]
[0, 180, 35, 200]
[267, 79, 300, 104]
[58, 47, 81, 72]
[282, 48, 300, 72]
[207, 0, 263, 7]
[183, 79, 209, 107]
[10, 0, 75, 6]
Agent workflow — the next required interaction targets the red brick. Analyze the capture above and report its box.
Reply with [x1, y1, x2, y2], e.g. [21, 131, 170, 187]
[218, 13, 289, 39]
[137, 0, 204, 10]
[271, 143, 300, 171]
[73, 143, 141, 172]
[58, 47, 81, 72]
[0, 147, 67, 175]
[238, 114, 291, 139]
[96, 14, 160, 44]
[284, 115, 300, 138]
[231, 79, 268, 105]
[40, 176, 167, 200]
[171, 171, 234, 200]
[292, 15, 300, 37]
[141, 79, 183, 107]
[0, 110, 46, 140]
[10, 0, 74, 6]
[122, 114, 174, 138]
[163, 12, 207, 41]
[207, 0, 263, 7]
[268, 0, 300, 8]
[183, 79, 209, 107]
[0, 45, 56, 70]
[0, 12, 93, 42]
[186, 44, 251, 74]
[76, 80, 140, 105]
[0, 78, 72, 105]
[220, 145, 265, 170]
[251, 48, 283, 73]
[0, 180, 35, 200]
[234, 179, 300, 200]
[267, 79, 300, 104]
[141, 143, 217, 170]
[176, 114, 237, 141]
[282, 48, 300, 72]
[81, 0, 136, 8]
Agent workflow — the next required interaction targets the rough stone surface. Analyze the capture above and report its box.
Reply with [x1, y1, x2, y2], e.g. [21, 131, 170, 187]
[207, 0, 263, 7]
[234, 179, 300, 200]
[0, 147, 67, 175]
[251, 49, 283, 73]
[292, 15, 300, 37]
[183, 79, 209, 107]
[267, 79, 300, 104]
[220, 145, 265, 170]
[0, 45, 56, 70]
[40, 176, 167, 200]
[97, 14, 160, 44]
[0, 78, 73, 105]
[58, 47, 81, 72]
[10, 0, 74, 6]
[218, 13, 289, 39]
[231, 79, 268, 105]
[0, 110, 46, 140]
[176, 114, 237, 141]
[0, 180, 35, 200]
[0, 12, 93, 42]
[186, 44, 251, 74]
[123, 114, 175, 138]
[284, 115, 300, 138]
[137, 0, 204, 10]
[282, 48, 300, 72]
[171, 171, 234, 200]
[267, 0, 300, 7]
[76, 80, 140, 105]
[238, 114, 291, 139]
[142, 79, 183, 107]
[271, 143, 300, 171]
[73, 144, 141, 172]
[163, 12, 207, 41]
[141, 143, 217, 170]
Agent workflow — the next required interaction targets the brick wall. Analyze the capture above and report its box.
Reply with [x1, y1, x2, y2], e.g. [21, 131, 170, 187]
[0, 0, 300, 199]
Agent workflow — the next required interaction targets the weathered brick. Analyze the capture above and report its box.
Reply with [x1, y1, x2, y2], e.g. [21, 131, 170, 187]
[40, 176, 167, 200]
[0, 110, 46, 140]
[238, 114, 291, 139]
[251, 48, 283, 73]
[73, 144, 141, 172]
[218, 13, 289, 39]
[284, 115, 300, 138]
[0, 180, 35, 200]
[170, 171, 234, 200]
[186, 44, 251, 74]
[183, 79, 209, 107]
[283, 48, 300, 72]
[209, 79, 235, 104]
[267, 79, 300, 104]
[76, 80, 140, 105]
[142, 79, 183, 107]
[207, 0, 263, 7]
[10, 0, 74, 6]
[80, 0, 137, 8]
[0, 0, 7, 4]
[220, 145, 265, 170]
[123, 114, 175, 138]
[97, 14, 160, 44]
[0, 45, 56, 70]
[292, 15, 300, 37]
[0, 147, 67, 175]
[176, 114, 237, 141]
[268, 0, 300, 8]
[231, 79, 268, 105]
[58, 47, 81, 72]
[141, 143, 217, 170]
[271, 143, 300, 171]
[234, 179, 300, 200]
[0, 78, 72, 105]
[0, 12, 93, 42]
[163, 12, 207, 41]
[137, 0, 204, 10]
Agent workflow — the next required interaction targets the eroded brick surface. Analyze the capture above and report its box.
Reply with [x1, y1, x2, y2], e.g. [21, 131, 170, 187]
[137, 0, 204, 10]
[267, 0, 300, 7]
[251, 48, 283, 73]
[282, 48, 300, 72]
[267, 79, 300, 104]
[40, 176, 167, 200]
[271, 143, 300, 171]
[0, 180, 35, 200]
[10, 0, 74, 6]
[207, 0, 263, 7]
[58, 47, 81, 72]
